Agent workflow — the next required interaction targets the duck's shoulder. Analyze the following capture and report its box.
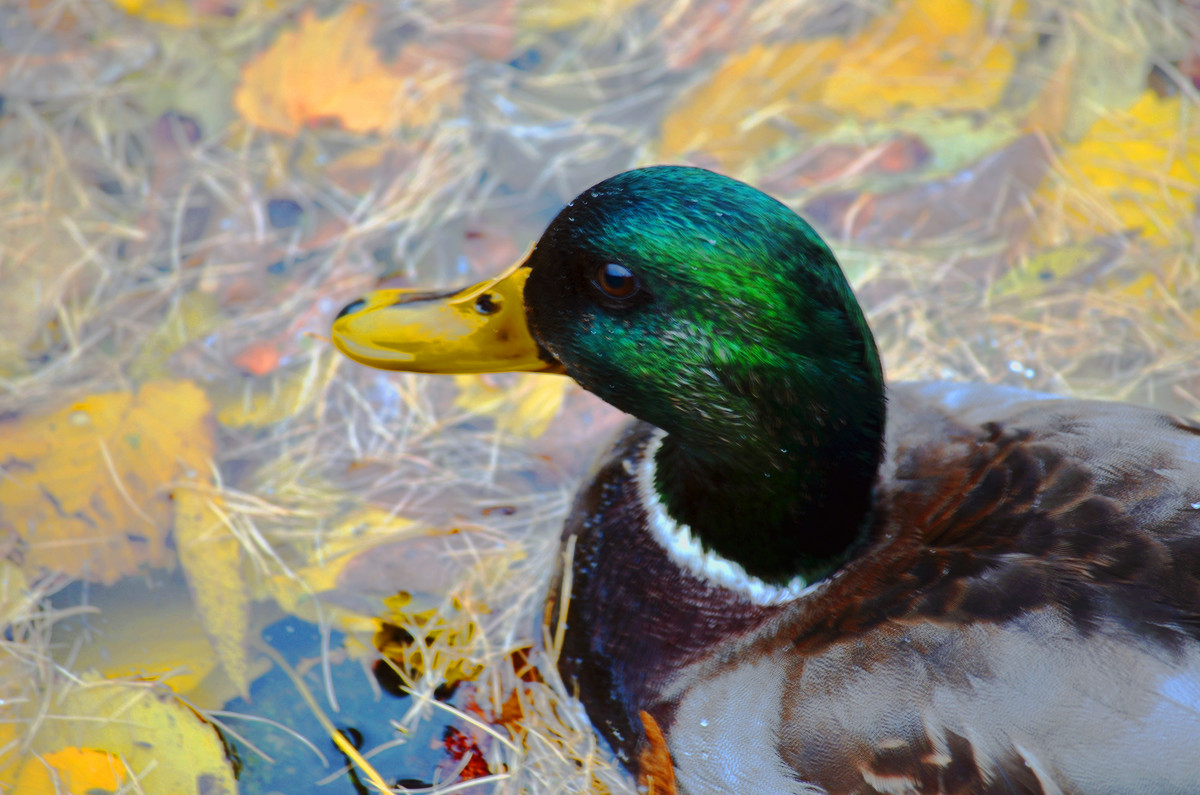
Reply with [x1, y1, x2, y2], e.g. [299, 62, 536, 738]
[672, 383, 1200, 793]
[811, 380, 1200, 647]
[550, 420, 794, 767]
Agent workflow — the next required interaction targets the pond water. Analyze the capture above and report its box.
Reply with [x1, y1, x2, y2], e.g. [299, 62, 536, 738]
[1, 0, 1198, 792]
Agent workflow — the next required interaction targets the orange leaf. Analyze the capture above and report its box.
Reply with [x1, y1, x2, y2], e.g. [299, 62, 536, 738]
[660, 0, 1020, 170]
[0, 381, 214, 584]
[231, 341, 282, 376]
[638, 710, 677, 795]
[234, 4, 462, 135]
[27, 676, 237, 795]
[659, 38, 842, 170]
[12, 747, 124, 795]
[822, 0, 1017, 118]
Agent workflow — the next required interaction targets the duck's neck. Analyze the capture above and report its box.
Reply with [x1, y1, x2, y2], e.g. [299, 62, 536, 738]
[652, 340, 886, 588]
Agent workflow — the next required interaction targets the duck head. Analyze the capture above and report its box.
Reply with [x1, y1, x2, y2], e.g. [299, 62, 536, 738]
[334, 166, 885, 585]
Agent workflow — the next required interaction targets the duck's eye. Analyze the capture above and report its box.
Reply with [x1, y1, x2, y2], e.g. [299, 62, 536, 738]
[594, 263, 638, 299]
[474, 293, 500, 315]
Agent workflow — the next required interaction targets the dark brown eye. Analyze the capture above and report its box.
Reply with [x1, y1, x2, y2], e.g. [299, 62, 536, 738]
[595, 263, 638, 299]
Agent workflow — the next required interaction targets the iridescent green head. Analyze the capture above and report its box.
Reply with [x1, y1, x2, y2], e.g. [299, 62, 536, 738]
[524, 167, 880, 461]
[334, 166, 886, 583]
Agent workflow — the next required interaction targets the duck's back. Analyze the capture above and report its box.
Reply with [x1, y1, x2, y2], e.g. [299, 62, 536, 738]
[666, 382, 1200, 794]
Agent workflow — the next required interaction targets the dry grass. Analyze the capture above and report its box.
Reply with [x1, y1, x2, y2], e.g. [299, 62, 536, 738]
[1, 0, 1199, 791]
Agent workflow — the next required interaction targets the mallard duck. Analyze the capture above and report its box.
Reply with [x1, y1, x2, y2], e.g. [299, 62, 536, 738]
[332, 167, 1200, 793]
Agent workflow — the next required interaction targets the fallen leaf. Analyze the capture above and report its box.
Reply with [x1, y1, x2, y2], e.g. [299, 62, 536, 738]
[174, 488, 251, 698]
[234, 4, 462, 135]
[991, 234, 1134, 302]
[759, 136, 933, 195]
[638, 710, 677, 795]
[659, 38, 842, 170]
[376, 591, 485, 691]
[453, 373, 568, 438]
[822, 0, 1017, 118]
[130, 291, 224, 382]
[0, 381, 214, 585]
[516, 0, 641, 32]
[108, 0, 199, 26]
[1038, 90, 1200, 243]
[801, 134, 1049, 244]
[441, 725, 491, 781]
[660, 0, 1021, 170]
[64, 582, 254, 708]
[0, 559, 31, 629]
[10, 747, 124, 795]
[231, 341, 283, 376]
[211, 365, 316, 428]
[1031, 4, 1155, 141]
[28, 676, 236, 795]
[259, 506, 418, 632]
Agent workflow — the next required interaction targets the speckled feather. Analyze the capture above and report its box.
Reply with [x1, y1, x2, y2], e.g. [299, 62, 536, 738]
[551, 381, 1200, 793]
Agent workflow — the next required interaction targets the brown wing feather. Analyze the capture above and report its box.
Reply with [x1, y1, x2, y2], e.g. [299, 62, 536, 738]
[761, 383, 1200, 793]
[793, 384, 1200, 653]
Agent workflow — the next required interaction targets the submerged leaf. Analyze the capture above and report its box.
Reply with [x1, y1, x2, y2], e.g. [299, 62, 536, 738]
[175, 489, 251, 698]
[28, 677, 237, 795]
[11, 747, 124, 794]
[234, 4, 462, 135]
[823, 0, 1017, 118]
[453, 373, 568, 438]
[1039, 91, 1200, 243]
[211, 365, 315, 428]
[259, 507, 419, 631]
[376, 591, 485, 690]
[0, 381, 215, 584]
[991, 234, 1134, 302]
[517, 0, 640, 33]
[64, 583, 253, 708]
[660, 38, 842, 170]
[108, 0, 197, 26]
[661, 0, 1020, 170]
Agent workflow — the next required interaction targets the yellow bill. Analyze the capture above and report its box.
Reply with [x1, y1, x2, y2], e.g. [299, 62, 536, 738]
[332, 259, 563, 374]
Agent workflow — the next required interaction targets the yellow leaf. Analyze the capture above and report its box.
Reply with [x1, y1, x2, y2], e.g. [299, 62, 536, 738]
[29, 676, 237, 795]
[990, 236, 1130, 302]
[822, 0, 1016, 118]
[12, 747, 124, 794]
[130, 291, 224, 382]
[0, 719, 21, 788]
[108, 0, 292, 27]
[453, 374, 568, 438]
[259, 507, 416, 632]
[0, 559, 31, 629]
[1023, 3, 1153, 141]
[1039, 91, 1200, 243]
[234, 4, 462, 136]
[65, 585, 251, 708]
[212, 365, 314, 428]
[174, 489, 251, 698]
[659, 39, 842, 170]
[660, 0, 1018, 170]
[517, 0, 641, 32]
[108, 0, 195, 26]
[1117, 272, 1161, 302]
[0, 381, 215, 585]
[376, 592, 485, 689]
